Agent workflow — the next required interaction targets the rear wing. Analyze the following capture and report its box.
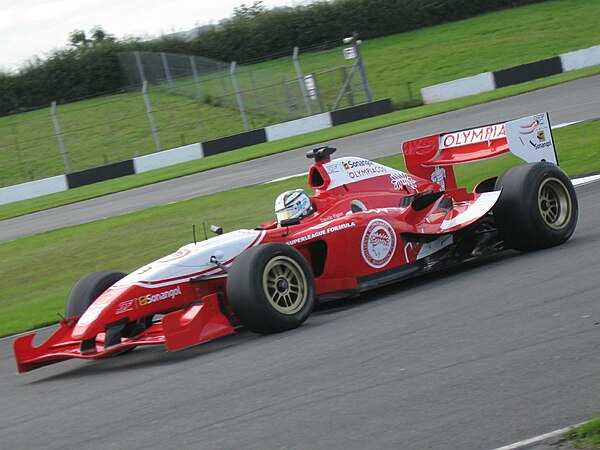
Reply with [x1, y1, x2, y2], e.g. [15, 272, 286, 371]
[402, 112, 558, 190]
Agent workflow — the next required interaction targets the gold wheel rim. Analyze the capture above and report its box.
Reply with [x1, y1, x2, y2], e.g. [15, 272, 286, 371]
[538, 177, 572, 230]
[262, 256, 308, 315]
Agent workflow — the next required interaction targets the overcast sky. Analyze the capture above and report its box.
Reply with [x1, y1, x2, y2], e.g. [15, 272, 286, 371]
[0, 0, 308, 72]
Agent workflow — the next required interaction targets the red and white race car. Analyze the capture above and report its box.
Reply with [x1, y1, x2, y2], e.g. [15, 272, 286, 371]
[14, 112, 578, 373]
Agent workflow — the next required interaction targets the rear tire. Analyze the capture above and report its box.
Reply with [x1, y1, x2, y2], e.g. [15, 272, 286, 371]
[227, 243, 315, 334]
[66, 271, 126, 319]
[493, 162, 578, 251]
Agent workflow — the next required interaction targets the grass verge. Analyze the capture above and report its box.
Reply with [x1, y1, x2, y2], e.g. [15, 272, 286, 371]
[2, 64, 600, 222]
[1, 0, 600, 191]
[563, 415, 600, 449]
[0, 120, 599, 337]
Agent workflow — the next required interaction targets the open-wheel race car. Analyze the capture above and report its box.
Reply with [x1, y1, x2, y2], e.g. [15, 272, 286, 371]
[14, 112, 578, 373]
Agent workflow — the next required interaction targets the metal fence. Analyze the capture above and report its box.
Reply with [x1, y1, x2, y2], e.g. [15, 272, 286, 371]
[0, 40, 373, 188]
[118, 39, 373, 128]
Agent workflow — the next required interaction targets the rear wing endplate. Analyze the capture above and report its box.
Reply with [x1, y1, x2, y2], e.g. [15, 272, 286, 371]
[402, 112, 558, 190]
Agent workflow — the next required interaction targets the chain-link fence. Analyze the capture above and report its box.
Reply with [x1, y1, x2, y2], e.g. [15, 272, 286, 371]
[0, 40, 374, 188]
[118, 40, 373, 127]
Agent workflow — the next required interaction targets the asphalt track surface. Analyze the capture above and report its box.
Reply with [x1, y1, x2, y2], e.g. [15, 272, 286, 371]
[0, 180, 598, 449]
[1, 75, 600, 242]
[0, 77, 599, 449]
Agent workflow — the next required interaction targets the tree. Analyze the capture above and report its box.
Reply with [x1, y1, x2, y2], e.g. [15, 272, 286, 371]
[69, 27, 114, 48]
[90, 26, 115, 44]
[233, 1, 266, 20]
[68, 29, 90, 48]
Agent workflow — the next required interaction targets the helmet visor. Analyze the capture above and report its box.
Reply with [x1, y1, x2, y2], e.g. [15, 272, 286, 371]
[276, 207, 296, 223]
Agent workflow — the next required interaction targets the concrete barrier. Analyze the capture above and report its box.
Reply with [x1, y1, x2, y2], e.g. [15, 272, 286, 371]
[560, 45, 600, 72]
[66, 160, 136, 189]
[265, 113, 331, 142]
[421, 72, 495, 104]
[0, 99, 393, 205]
[422, 43, 600, 104]
[133, 143, 203, 174]
[0, 175, 68, 205]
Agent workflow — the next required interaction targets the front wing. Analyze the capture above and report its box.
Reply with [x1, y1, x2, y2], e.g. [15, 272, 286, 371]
[13, 293, 235, 373]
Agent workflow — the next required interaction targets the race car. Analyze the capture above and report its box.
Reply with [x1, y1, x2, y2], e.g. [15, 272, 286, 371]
[14, 112, 578, 373]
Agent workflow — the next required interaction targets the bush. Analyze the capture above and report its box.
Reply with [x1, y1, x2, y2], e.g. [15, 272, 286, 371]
[0, 0, 551, 114]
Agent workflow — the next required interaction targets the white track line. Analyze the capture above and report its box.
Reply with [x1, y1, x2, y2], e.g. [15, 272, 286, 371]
[573, 174, 600, 186]
[491, 421, 589, 450]
[553, 120, 583, 129]
[264, 172, 308, 183]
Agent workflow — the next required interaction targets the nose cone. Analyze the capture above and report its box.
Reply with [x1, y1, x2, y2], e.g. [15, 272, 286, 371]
[71, 285, 133, 340]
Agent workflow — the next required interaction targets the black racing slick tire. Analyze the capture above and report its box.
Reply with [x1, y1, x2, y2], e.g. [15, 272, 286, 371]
[65, 271, 126, 319]
[227, 243, 315, 334]
[493, 162, 578, 251]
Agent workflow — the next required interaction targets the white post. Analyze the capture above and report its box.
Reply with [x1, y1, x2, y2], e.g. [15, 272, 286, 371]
[293, 46, 313, 115]
[190, 56, 202, 99]
[50, 101, 71, 173]
[230, 62, 250, 131]
[161, 52, 174, 92]
[142, 81, 161, 152]
[134, 51, 147, 84]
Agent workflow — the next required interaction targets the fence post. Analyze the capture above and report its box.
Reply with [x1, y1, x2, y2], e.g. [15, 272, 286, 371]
[333, 63, 359, 110]
[230, 62, 250, 131]
[50, 101, 71, 173]
[293, 46, 313, 116]
[10, 123, 27, 181]
[341, 66, 355, 106]
[218, 62, 229, 100]
[281, 75, 295, 118]
[190, 56, 202, 99]
[142, 81, 161, 152]
[305, 73, 325, 113]
[349, 32, 373, 102]
[161, 52, 174, 92]
[135, 51, 147, 84]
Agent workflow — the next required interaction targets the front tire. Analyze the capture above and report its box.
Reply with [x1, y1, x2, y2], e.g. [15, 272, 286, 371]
[227, 243, 315, 334]
[493, 162, 578, 251]
[66, 271, 126, 319]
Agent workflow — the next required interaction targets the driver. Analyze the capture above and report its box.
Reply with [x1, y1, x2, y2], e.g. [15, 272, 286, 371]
[275, 189, 313, 225]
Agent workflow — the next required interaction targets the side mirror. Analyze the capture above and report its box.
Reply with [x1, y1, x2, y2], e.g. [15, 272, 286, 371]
[280, 217, 301, 227]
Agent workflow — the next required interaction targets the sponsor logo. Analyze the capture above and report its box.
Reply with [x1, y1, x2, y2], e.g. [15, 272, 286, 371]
[325, 163, 340, 174]
[440, 124, 506, 149]
[361, 219, 397, 268]
[342, 159, 374, 170]
[287, 221, 356, 246]
[157, 249, 191, 263]
[529, 140, 552, 150]
[115, 299, 135, 315]
[390, 172, 418, 191]
[347, 165, 388, 179]
[136, 285, 182, 307]
[430, 166, 446, 190]
[537, 130, 546, 142]
[519, 119, 540, 135]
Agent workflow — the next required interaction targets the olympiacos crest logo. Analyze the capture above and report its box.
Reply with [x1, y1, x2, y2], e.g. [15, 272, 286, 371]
[361, 219, 397, 268]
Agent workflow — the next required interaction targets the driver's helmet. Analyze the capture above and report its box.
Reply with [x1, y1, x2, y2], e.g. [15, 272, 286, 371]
[275, 189, 313, 224]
